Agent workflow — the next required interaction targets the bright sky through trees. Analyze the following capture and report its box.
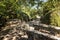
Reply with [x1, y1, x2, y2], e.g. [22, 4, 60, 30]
[31, 0, 47, 9]
[43, 0, 47, 2]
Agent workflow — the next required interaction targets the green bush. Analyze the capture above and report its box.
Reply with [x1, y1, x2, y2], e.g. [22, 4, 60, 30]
[50, 10, 60, 26]
[41, 8, 60, 27]
[0, 0, 30, 28]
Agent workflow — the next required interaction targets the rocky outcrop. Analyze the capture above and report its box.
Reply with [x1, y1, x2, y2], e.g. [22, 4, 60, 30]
[0, 19, 60, 40]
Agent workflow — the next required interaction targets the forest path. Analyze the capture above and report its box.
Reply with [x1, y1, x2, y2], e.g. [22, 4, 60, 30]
[0, 19, 60, 40]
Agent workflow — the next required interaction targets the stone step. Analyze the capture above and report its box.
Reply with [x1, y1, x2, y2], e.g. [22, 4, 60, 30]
[21, 28, 60, 40]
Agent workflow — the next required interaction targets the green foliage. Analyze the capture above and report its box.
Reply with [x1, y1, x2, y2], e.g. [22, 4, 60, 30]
[41, 0, 60, 26]
[50, 10, 60, 26]
[0, 0, 29, 27]
[0, 0, 43, 28]
[0, 0, 31, 20]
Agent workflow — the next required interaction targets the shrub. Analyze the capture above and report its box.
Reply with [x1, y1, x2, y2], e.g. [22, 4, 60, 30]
[50, 10, 60, 26]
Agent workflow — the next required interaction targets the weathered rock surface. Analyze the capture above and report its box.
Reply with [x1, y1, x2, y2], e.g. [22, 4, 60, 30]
[0, 19, 60, 40]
